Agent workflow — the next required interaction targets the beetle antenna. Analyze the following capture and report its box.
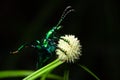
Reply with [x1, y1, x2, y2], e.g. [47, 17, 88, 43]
[10, 43, 29, 54]
[56, 6, 74, 27]
[43, 6, 74, 47]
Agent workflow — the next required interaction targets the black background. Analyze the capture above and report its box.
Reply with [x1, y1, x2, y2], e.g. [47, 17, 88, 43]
[0, 0, 120, 80]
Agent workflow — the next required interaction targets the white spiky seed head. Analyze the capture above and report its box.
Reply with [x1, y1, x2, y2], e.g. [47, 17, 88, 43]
[56, 35, 82, 63]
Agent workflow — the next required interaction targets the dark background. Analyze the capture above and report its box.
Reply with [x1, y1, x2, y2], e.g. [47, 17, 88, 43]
[0, 0, 120, 80]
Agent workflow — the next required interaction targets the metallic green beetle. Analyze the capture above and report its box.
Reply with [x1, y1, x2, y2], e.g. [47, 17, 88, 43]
[11, 6, 74, 68]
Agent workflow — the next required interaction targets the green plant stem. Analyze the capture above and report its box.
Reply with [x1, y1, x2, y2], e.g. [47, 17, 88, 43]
[41, 73, 63, 80]
[0, 70, 33, 78]
[63, 69, 69, 80]
[23, 58, 64, 80]
[0, 70, 63, 80]
[46, 73, 63, 80]
[41, 70, 51, 80]
[78, 64, 100, 80]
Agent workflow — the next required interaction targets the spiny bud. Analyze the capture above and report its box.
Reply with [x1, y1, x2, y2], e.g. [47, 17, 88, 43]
[56, 35, 82, 63]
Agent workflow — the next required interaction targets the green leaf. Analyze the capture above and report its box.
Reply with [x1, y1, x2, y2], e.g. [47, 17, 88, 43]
[78, 64, 100, 80]
[0, 70, 63, 80]
[0, 70, 33, 78]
